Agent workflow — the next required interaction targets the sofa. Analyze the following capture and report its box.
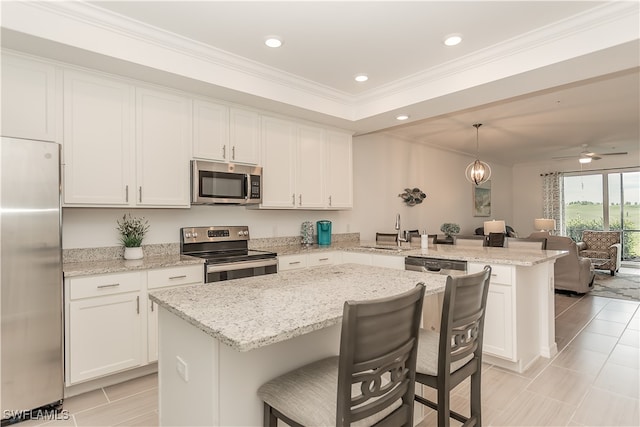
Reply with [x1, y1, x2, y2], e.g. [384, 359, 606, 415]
[577, 230, 622, 276]
[529, 232, 595, 294]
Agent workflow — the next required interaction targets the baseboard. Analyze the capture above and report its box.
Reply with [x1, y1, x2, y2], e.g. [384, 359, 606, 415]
[64, 363, 158, 398]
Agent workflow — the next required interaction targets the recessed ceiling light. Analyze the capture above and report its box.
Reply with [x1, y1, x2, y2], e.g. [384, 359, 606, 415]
[443, 34, 462, 46]
[354, 74, 368, 82]
[264, 36, 283, 48]
[396, 114, 410, 121]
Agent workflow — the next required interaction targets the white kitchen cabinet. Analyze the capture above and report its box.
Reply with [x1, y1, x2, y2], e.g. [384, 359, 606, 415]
[260, 116, 296, 208]
[136, 87, 191, 207]
[63, 72, 191, 207]
[325, 130, 353, 209]
[468, 262, 516, 361]
[63, 70, 134, 205]
[192, 101, 259, 165]
[307, 251, 340, 267]
[147, 265, 203, 362]
[339, 251, 404, 270]
[66, 271, 145, 385]
[229, 108, 260, 164]
[278, 254, 308, 271]
[296, 124, 325, 208]
[1, 53, 58, 141]
[193, 99, 228, 161]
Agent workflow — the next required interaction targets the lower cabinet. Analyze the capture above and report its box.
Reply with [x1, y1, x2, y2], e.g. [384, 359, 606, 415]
[64, 265, 203, 386]
[280, 251, 403, 271]
[468, 262, 515, 361]
[341, 251, 405, 270]
[66, 271, 145, 385]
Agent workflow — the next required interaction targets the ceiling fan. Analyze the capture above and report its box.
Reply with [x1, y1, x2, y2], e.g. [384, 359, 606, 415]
[553, 144, 628, 163]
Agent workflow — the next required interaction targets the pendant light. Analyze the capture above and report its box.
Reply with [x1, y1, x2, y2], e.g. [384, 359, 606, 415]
[465, 123, 492, 185]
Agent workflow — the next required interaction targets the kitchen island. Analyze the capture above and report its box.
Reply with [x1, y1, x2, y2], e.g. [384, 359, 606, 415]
[149, 264, 446, 426]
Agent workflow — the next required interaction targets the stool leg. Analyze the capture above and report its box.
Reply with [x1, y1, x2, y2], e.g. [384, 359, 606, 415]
[470, 370, 482, 426]
[263, 403, 277, 427]
[438, 386, 450, 427]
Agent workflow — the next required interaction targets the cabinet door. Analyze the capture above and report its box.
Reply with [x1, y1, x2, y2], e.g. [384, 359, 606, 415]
[148, 299, 159, 362]
[296, 124, 325, 208]
[260, 116, 296, 208]
[325, 130, 353, 209]
[229, 108, 259, 164]
[307, 252, 336, 267]
[341, 252, 373, 265]
[370, 254, 405, 270]
[1, 54, 57, 141]
[278, 254, 308, 271]
[483, 283, 515, 360]
[136, 87, 191, 207]
[192, 99, 228, 161]
[63, 71, 134, 205]
[69, 292, 144, 384]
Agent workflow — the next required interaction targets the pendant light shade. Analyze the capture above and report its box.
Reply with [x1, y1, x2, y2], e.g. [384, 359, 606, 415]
[465, 123, 492, 185]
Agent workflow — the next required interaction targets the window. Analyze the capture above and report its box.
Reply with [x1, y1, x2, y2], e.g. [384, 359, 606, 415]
[563, 169, 640, 261]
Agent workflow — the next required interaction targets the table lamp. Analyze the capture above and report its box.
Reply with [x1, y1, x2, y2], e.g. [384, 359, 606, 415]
[534, 218, 556, 232]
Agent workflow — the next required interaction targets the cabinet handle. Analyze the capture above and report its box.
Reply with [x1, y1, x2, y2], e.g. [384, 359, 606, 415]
[289, 261, 301, 265]
[292, 193, 295, 205]
[97, 283, 120, 289]
[232, 146, 235, 160]
[150, 300, 154, 312]
[136, 295, 140, 314]
[299, 194, 302, 205]
[169, 275, 187, 280]
[125, 185, 129, 203]
[222, 145, 226, 159]
[329, 195, 332, 206]
[319, 257, 329, 261]
[139, 187, 142, 203]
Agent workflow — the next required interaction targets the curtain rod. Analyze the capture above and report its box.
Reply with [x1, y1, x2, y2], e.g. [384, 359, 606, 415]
[540, 165, 640, 176]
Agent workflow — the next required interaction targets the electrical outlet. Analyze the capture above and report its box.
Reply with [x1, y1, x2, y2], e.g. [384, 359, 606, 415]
[176, 356, 189, 382]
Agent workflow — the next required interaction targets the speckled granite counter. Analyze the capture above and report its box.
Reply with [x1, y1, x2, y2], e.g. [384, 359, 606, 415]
[149, 263, 445, 352]
[261, 241, 567, 266]
[63, 254, 204, 277]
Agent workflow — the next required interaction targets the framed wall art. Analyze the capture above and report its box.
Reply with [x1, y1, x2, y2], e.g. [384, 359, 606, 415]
[473, 180, 491, 217]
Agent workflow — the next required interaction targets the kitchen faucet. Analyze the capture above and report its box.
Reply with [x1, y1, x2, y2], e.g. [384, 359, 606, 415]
[395, 213, 408, 247]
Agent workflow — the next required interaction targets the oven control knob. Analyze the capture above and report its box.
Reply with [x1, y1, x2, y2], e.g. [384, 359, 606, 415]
[243, 230, 249, 236]
[185, 232, 192, 238]
[238, 231, 243, 237]
[192, 232, 198, 238]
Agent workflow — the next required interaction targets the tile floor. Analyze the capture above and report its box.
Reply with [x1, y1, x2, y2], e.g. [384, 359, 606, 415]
[17, 269, 640, 427]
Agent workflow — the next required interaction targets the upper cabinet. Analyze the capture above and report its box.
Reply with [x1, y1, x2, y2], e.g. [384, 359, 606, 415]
[63, 69, 191, 207]
[193, 100, 259, 165]
[1, 54, 59, 142]
[63, 71, 134, 205]
[259, 115, 352, 210]
[136, 87, 191, 207]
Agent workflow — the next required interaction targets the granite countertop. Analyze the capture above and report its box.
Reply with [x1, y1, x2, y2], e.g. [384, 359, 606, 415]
[149, 263, 446, 352]
[263, 241, 567, 266]
[63, 254, 204, 277]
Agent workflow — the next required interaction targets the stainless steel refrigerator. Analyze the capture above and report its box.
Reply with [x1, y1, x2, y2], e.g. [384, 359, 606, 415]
[1, 137, 63, 419]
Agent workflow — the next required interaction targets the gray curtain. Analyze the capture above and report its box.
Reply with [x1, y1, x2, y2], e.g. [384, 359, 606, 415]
[541, 172, 564, 235]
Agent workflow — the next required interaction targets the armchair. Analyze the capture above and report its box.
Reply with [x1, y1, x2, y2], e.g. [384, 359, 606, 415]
[529, 232, 594, 294]
[577, 230, 622, 276]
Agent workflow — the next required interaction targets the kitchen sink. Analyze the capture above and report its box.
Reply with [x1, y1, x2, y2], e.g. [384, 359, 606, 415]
[358, 245, 415, 252]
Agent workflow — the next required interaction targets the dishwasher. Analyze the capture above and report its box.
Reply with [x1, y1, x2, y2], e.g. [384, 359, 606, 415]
[404, 256, 467, 332]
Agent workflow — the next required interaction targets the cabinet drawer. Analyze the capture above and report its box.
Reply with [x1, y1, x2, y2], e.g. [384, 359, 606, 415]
[147, 265, 203, 289]
[308, 252, 335, 267]
[69, 272, 144, 300]
[278, 254, 308, 271]
[468, 263, 513, 286]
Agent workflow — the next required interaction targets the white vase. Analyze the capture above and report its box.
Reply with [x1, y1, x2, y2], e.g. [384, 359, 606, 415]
[124, 246, 143, 260]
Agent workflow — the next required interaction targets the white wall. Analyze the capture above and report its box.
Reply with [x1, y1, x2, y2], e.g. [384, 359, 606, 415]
[62, 133, 514, 249]
[511, 150, 640, 237]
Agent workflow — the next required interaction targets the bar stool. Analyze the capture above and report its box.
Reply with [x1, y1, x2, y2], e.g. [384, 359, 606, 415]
[414, 266, 492, 427]
[258, 283, 426, 426]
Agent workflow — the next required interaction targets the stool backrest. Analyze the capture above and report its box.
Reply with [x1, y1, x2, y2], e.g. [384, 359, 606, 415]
[439, 267, 492, 377]
[376, 232, 398, 244]
[337, 283, 425, 426]
[506, 237, 547, 250]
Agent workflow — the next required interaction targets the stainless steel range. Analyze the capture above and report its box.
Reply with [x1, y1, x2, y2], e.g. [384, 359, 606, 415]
[180, 226, 278, 283]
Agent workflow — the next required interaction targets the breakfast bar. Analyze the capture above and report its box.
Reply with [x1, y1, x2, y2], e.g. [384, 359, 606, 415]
[150, 244, 567, 427]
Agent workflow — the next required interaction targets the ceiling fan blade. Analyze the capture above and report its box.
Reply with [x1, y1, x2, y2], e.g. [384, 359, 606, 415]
[591, 155, 602, 160]
[598, 152, 628, 156]
[552, 155, 576, 160]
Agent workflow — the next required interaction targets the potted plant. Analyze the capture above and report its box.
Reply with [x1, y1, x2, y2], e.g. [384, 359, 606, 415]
[440, 223, 460, 238]
[116, 213, 149, 260]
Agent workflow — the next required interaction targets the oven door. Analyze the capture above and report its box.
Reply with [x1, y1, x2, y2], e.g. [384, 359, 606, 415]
[206, 258, 278, 283]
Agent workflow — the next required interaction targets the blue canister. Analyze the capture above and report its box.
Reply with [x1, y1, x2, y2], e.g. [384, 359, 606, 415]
[316, 220, 332, 246]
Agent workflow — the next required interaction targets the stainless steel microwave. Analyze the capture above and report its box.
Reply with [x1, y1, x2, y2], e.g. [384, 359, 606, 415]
[191, 160, 262, 205]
